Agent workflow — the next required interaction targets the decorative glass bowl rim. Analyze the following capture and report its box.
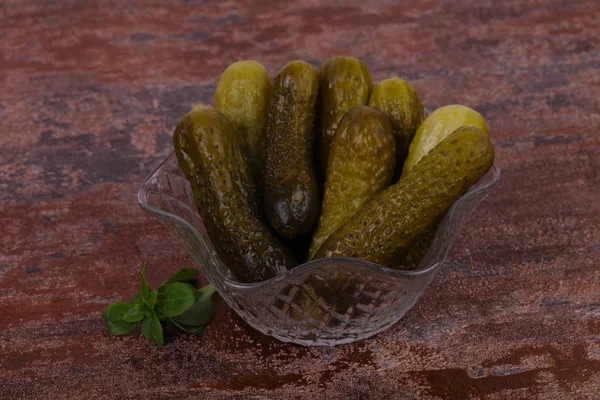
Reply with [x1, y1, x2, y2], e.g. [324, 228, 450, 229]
[138, 151, 501, 288]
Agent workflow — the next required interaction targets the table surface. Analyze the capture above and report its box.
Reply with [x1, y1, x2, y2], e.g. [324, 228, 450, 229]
[1, 1, 599, 399]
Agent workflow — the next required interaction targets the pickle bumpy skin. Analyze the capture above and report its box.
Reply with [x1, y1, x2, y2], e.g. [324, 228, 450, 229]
[403, 104, 488, 175]
[263, 60, 321, 239]
[368, 77, 423, 177]
[214, 60, 272, 188]
[174, 108, 295, 283]
[315, 126, 495, 267]
[308, 106, 395, 260]
[316, 56, 373, 179]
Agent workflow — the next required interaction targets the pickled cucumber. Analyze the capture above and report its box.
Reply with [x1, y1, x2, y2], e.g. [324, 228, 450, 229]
[308, 106, 395, 260]
[393, 221, 439, 270]
[314, 126, 495, 266]
[368, 77, 423, 177]
[316, 56, 372, 178]
[403, 104, 488, 175]
[263, 61, 320, 238]
[214, 60, 272, 186]
[173, 108, 295, 283]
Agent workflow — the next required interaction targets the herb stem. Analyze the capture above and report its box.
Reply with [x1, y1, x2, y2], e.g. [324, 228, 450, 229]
[203, 284, 216, 296]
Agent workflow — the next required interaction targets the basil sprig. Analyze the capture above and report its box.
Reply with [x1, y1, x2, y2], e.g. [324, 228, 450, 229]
[103, 263, 215, 345]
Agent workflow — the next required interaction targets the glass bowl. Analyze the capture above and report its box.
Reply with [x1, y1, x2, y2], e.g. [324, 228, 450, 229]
[138, 152, 500, 346]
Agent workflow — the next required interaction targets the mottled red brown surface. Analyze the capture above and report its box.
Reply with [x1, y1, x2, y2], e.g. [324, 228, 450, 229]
[1, 0, 599, 399]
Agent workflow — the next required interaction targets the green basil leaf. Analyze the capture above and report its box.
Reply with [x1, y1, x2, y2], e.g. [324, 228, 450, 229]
[171, 284, 215, 327]
[154, 302, 163, 317]
[146, 291, 158, 310]
[122, 304, 145, 322]
[140, 262, 151, 303]
[141, 313, 164, 345]
[169, 318, 205, 334]
[131, 292, 143, 305]
[155, 287, 166, 316]
[163, 267, 199, 285]
[103, 302, 133, 322]
[157, 284, 167, 300]
[103, 302, 136, 335]
[159, 282, 196, 317]
[105, 320, 137, 336]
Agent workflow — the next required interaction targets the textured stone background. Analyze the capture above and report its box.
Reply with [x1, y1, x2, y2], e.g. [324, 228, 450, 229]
[1, 0, 599, 399]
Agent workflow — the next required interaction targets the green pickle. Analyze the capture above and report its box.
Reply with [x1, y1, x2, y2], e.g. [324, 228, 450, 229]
[368, 77, 423, 177]
[393, 221, 439, 270]
[403, 104, 488, 175]
[264, 60, 320, 239]
[214, 60, 272, 187]
[308, 106, 395, 260]
[173, 108, 295, 283]
[316, 56, 373, 178]
[314, 126, 495, 267]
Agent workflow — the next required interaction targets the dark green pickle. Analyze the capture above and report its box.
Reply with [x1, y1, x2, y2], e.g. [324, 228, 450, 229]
[368, 77, 424, 178]
[316, 56, 373, 179]
[314, 126, 495, 266]
[173, 108, 295, 283]
[264, 61, 320, 239]
[214, 60, 272, 188]
[393, 221, 439, 270]
[308, 106, 395, 260]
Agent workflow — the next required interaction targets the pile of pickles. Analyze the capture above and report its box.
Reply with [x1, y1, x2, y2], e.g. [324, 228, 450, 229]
[174, 57, 494, 283]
